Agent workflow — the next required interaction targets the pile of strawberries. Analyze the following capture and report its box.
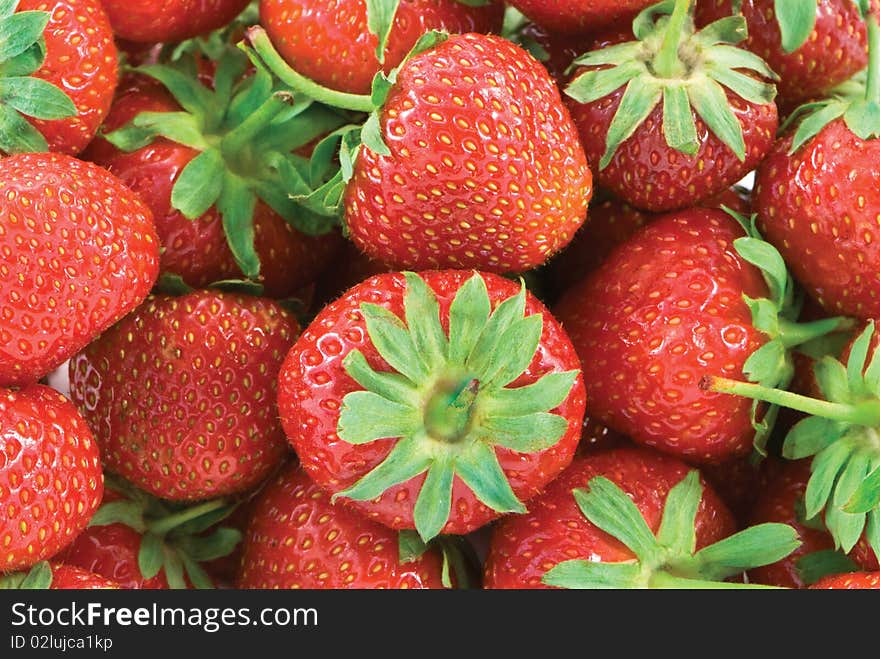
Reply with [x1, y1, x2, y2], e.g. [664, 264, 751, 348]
[3, 0, 880, 591]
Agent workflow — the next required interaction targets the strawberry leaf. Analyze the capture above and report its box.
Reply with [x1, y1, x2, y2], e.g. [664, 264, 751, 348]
[171, 147, 225, 219]
[774, 0, 817, 53]
[542, 560, 642, 589]
[0, 11, 48, 61]
[662, 84, 699, 155]
[454, 442, 526, 514]
[655, 471, 701, 556]
[413, 457, 455, 542]
[690, 523, 801, 580]
[0, 101, 46, 153]
[782, 415, 846, 459]
[0, 75, 74, 119]
[365, 0, 401, 64]
[843, 463, 880, 514]
[688, 77, 746, 161]
[796, 549, 858, 586]
[599, 79, 662, 169]
[216, 174, 259, 280]
[138, 533, 165, 581]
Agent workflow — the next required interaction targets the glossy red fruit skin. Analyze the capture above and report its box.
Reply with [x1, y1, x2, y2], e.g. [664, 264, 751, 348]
[69, 291, 299, 501]
[568, 83, 776, 212]
[237, 463, 447, 589]
[754, 121, 880, 320]
[507, 0, 656, 35]
[48, 563, 121, 589]
[100, 0, 251, 42]
[745, 460, 834, 588]
[696, 0, 870, 105]
[0, 385, 103, 572]
[277, 270, 586, 535]
[84, 75, 342, 297]
[345, 33, 592, 273]
[810, 571, 880, 589]
[483, 448, 736, 589]
[16, 0, 118, 156]
[554, 208, 769, 464]
[0, 153, 159, 387]
[259, 0, 504, 95]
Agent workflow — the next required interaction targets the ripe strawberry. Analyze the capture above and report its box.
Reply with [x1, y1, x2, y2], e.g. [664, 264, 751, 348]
[0, 562, 120, 589]
[0, 153, 159, 387]
[100, 0, 251, 43]
[69, 290, 299, 501]
[505, 0, 657, 35]
[247, 30, 592, 273]
[484, 448, 799, 588]
[277, 270, 585, 541]
[811, 571, 880, 588]
[565, 0, 777, 212]
[57, 481, 243, 589]
[237, 463, 449, 589]
[0, 0, 118, 156]
[696, 0, 872, 106]
[0, 385, 103, 573]
[259, 0, 504, 95]
[86, 72, 343, 297]
[554, 208, 847, 463]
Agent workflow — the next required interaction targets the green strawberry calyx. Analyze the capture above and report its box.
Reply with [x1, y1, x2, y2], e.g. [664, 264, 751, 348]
[782, 4, 880, 153]
[706, 321, 880, 558]
[86, 476, 243, 590]
[796, 549, 860, 586]
[101, 42, 349, 286]
[0, 561, 54, 589]
[564, 0, 778, 169]
[772, 0, 818, 54]
[0, 0, 77, 154]
[241, 25, 448, 221]
[726, 208, 854, 455]
[542, 471, 801, 589]
[332, 271, 580, 543]
[398, 531, 482, 589]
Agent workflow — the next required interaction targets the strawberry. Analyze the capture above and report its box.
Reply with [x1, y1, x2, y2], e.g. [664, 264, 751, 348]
[0, 385, 103, 573]
[258, 0, 505, 94]
[484, 448, 799, 589]
[100, 0, 252, 43]
[69, 290, 299, 501]
[0, 153, 159, 387]
[276, 270, 585, 542]
[0, 562, 120, 589]
[505, 0, 657, 35]
[564, 0, 777, 212]
[554, 208, 849, 463]
[696, 0, 872, 107]
[86, 71, 343, 297]
[57, 480, 243, 589]
[237, 462, 451, 589]
[811, 571, 880, 588]
[88, 42, 348, 296]
[246, 30, 593, 273]
[0, 0, 118, 156]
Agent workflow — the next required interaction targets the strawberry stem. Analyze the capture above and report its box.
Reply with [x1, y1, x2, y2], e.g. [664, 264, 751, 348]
[654, 0, 693, 78]
[777, 316, 855, 349]
[221, 91, 295, 163]
[243, 26, 375, 113]
[424, 378, 480, 443]
[867, 13, 880, 105]
[148, 500, 229, 537]
[704, 376, 880, 426]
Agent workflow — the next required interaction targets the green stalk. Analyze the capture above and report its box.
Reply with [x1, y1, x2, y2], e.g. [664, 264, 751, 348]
[866, 13, 880, 105]
[653, 0, 693, 78]
[650, 572, 783, 589]
[705, 376, 880, 426]
[777, 316, 855, 349]
[243, 27, 375, 113]
[148, 500, 228, 536]
[424, 379, 479, 442]
[221, 91, 295, 158]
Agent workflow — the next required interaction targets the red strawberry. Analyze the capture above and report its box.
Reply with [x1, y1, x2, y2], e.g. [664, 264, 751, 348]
[237, 463, 449, 589]
[555, 208, 846, 463]
[0, 562, 120, 589]
[811, 571, 880, 588]
[0, 385, 103, 573]
[100, 0, 251, 43]
[696, 0, 872, 106]
[0, 153, 159, 387]
[57, 482, 243, 589]
[343, 33, 592, 272]
[277, 270, 585, 541]
[564, 0, 777, 212]
[484, 448, 799, 588]
[506, 0, 657, 35]
[85, 73, 343, 297]
[0, 0, 118, 156]
[69, 290, 299, 501]
[258, 0, 504, 95]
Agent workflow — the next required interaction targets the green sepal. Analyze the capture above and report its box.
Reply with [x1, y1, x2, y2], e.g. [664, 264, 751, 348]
[655, 470, 701, 556]
[815, 355, 852, 404]
[136, 63, 214, 117]
[398, 530, 429, 563]
[0, 561, 53, 590]
[361, 110, 391, 157]
[866, 509, 880, 558]
[0, 11, 48, 61]
[599, 79, 662, 169]
[782, 415, 846, 459]
[573, 479, 661, 563]
[216, 174, 259, 280]
[0, 101, 47, 153]
[662, 84, 699, 155]
[688, 77, 746, 161]
[805, 440, 854, 519]
[360, 302, 428, 383]
[180, 555, 213, 590]
[788, 100, 848, 154]
[688, 523, 802, 580]
[0, 39, 44, 77]
[0, 76, 75, 119]
[413, 456, 455, 542]
[175, 528, 242, 562]
[365, 0, 401, 64]
[403, 271, 447, 370]
[87, 500, 148, 533]
[774, 0, 817, 53]
[162, 548, 187, 590]
[565, 59, 643, 106]
[795, 549, 859, 586]
[338, 390, 420, 444]
[138, 533, 165, 581]
[542, 560, 642, 589]
[171, 147, 225, 219]
[342, 350, 420, 407]
[691, 15, 747, 47]
[333, 435, 432, 503]
[0, 1, 20, 19]
[448, 273, 493, 366]
[844, 464, 880, 514]
[454, 442, 527, 514]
